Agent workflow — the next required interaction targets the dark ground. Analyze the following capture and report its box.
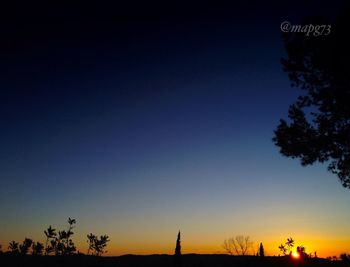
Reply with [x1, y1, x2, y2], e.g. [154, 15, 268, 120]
[0, 254, 348, 267]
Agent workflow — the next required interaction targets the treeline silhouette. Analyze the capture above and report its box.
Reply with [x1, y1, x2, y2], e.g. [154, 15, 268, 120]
[1, 253, 348, 267]
[2, 230, 350, 267]
[0, 218, 110, 257]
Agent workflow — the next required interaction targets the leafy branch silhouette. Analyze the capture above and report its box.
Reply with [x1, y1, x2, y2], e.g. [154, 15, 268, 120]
[87, 233, 110, 256]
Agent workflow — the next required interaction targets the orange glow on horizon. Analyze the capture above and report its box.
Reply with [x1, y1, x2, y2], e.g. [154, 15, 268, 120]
[2, 233, 350, 258]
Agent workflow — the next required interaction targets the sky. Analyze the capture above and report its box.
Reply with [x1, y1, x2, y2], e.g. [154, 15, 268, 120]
[1, 1, 349, 257]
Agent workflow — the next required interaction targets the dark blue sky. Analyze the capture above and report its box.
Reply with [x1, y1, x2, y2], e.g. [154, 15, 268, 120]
[1, 1, 349, 256]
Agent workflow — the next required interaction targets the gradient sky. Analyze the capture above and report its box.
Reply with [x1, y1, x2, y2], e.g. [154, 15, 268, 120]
[1, 1, 349, 257]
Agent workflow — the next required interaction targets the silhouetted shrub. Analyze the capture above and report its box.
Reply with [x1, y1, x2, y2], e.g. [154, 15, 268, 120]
[46, 217, 77, 255]
[87, 233, 110, 256]
[223, 235, 253, 255]
[8, 241, 19, 255]
[279, 237, 294, 255]
[340, 253, 350, 262]
[297, 246, 308, 259]
[44, 225, 57, 255]
[19, 238, 33, 255]
[32, 242, 44, 256]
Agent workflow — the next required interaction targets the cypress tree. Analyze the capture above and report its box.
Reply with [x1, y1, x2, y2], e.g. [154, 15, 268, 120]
[174, 231, 182, 267]
[259, 242, 265, 258]
[175, 231, 181, 256]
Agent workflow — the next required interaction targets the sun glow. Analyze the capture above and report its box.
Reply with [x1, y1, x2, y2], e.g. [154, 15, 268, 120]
[292, 251, 300, 259]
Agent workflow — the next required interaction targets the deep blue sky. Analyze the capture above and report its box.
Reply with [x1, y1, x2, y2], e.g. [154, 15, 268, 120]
[1, 1, 349, 256]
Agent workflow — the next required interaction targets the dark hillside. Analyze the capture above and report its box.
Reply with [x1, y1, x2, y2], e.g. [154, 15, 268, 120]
[0, 254, 342, 267]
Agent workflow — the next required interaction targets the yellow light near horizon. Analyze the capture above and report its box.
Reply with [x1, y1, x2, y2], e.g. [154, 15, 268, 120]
[292, 251, 300, 259]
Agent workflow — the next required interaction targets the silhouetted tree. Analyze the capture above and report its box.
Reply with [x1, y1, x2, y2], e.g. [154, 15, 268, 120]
[259, 242, 265, 258]
[44, 218, 76, 255]
[44, 225, 57, 255]
[223, 239, 234, 255]
[278, 244, 287, 256]
[297, 246, 308, 259]
[49, 239, 57, 254]
[55, 217, 76, 255]
[285, 237, 294, 255]
[278, 237, 309, 260]
[32, 242, 44, 256]
[340, 253, 350, 262]
[87, 233, 110, 256]
[8, 241, 19, 255]
[175, 231, 181, 256]
[223, 235, 253, 255]
[174, 231, 182, 267]
[87, 233, 94, 255]
[19, 238, 33, 255]
[273, 10, 350, 189]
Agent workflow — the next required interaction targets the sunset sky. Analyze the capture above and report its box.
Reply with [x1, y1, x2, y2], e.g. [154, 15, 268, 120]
[1, 1, 349, 257]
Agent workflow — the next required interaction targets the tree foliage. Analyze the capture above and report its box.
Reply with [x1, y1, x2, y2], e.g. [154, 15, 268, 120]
[174, 231, 181, 256]
[7, 238, 43, 256]
[285, 237, 294, 253]
[87, 233, 110, 256]
[273, 10, 350, 188]
[223, 235, 253, 256]
[279, 237, 295, 256]
[174, 231, 182, 267]
[4, 217, 110, 257]
[259, 242, 264, 258]
[56, 217, 76, 255]
[44, 218, 76, 255]
[8, 241, 19, 255]
[32, 242, 44, 256]
[340, 253, 350, 262]
[19, 238, 33, 255]
[278, 237, 308, 259]
[297, 246, 308, 259]
[44, 225, 57, 255]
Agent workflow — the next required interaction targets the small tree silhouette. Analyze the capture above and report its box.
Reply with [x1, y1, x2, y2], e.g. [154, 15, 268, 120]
[279, 237, 295, 255]
[44, 225, 57, 255]
[278, 237, 308, 259]
[340, 253, 350, 262]
[19, 238, 33, 255]
[223, 235, 253, 255]
[286, 237, 294, 254]
[32, 242, 44, 256]
[8, 241, 19, 255]
[175, 231, 181, 256]
[4, 217, 112, 257]
[87, 233, 110, 256]
[174, 231, 182, 267]
[55, 217, 76, 255]
[278, 244, 287, 255]
[259, 242, 265, 258]
[87, 233, 95, 255]
[44, 218, 76, 255]
[297, 246, 308, 259]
